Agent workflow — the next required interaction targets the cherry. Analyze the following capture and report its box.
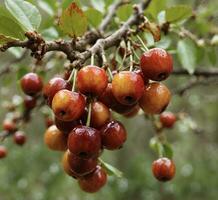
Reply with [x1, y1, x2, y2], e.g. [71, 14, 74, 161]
[123, 105, 140, 118]
[44, 125, 68, 151]
[20, 72, 43, 96]
[160, 112, 177, 128]
[112, 71, 144, 105]
[152, 157, 176, 182]
[100, 121, 127, 150]
[3, 119, 17, 132]
[140, 48, 173, 81]
[55, 117, 80, 134]
[13, 131, 26, 146]
[91, 101, 111, 128]
[0, 146, 7, 159]
[43, 77, 71, 106]
[77, 65, 108, 96]
[67, 152, 97, 176]
[139, 82, 171, 114]
[23, 96, 37, 110]
[135, 69, 149, 85]
[99, 83, 138, 114]
[68, 125, 101, 159]
[78, 165, 107, 193]
[62, 150, 80, 178]
[52, 89, 86, 121]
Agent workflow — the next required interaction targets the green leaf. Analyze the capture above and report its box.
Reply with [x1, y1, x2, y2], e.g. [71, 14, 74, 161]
[91, 0, 105, 13]
[41, 27, 59, 41]
[166, 5, 192, 23]
[146, 0, 167, 19]
[162, 143, 173, 159]
[0, 34, 19, 46]
[8, 48, 23, 58]
[117, 4, 132, 21]
[177, 39, 197, 74]
[99, 159, 123, 178]
[5, 0, 41, 31]
[62, 0, 81, 9]
[59, 2, 87, 37]
[85, 8, 103, 28]
[211, 35, 218, 45]
[38, 0, 54, 16]
[17, 66, 29, 80]
[207, 47, 217, 65]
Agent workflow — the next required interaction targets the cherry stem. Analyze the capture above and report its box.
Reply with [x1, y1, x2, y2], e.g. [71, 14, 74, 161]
[107, 67, 113, 82]
[132, 47, 140, 60]
[127, 41, 133, 71]
[86, 102, 92, 127]
[91, 54, 95, 66]
[72, 69, 78, 92]
[136, 35, 149, 52]
[118, 42, 127, 71]
[67, 68, 75, 83]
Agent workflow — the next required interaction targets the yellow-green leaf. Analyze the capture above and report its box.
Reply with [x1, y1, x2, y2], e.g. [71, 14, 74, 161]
[0, 34, 19, 46]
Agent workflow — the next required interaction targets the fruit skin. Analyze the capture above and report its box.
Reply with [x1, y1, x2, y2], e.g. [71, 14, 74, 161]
[62, 151, 80, 178]
[67, 152, 97, 176]
[152, 157, 176, 182]
[55, 117, 80, 134]
[77, 65, 108, 96]
[135, 70, 149, 85]
[90, 101, 111, 128]
[99, 83, 138, 114]
[68, 125, 101, 159]
[140, 48, 173, 81]
[13, 131, 26, 146]
[100, 121, 127, 150]
[78, 165, 107, 193]
[23, 96, 37, 110]
[123, 105, 140, 118]
[52, 89, 86, 121]
[20, 73, 43, 96]
[139, 82, 171, 114]
[43, 77, 71, 106]
[3, 119, 17, 132]
[0, 146, 7, 159]
[160, 112, 177, 128]
[44, 125, 68, 151]
[112, 71, 144, 105]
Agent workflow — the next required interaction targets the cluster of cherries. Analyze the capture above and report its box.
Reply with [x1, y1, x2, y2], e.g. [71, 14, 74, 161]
[0, 47, 177, 191]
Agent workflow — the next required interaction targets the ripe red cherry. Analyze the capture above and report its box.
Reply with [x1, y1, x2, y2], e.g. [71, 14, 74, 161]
[0, 146, 7, 159]
[99, 83, 137, 114]
[68, 125, 101, 159]
[13, 131, 26, 146]
[160, 112, 177, 128]
[135, 70, 149, 85]
[43, 77, 71, 106]
[152, 157, 176, 182]
[112, 71, 144, 105]
[20, 73, 43, 96]
[52, 89, 86, 121]
[44, 125, 68, 151]
[77, 65, 108, 96]
[23, 96, 37, 110]
[91, 101, 111, 128]
[67, 152, 97, 176]
[123, 105, 140, 118]
[78, 165, 107, 193]
[55, 117, 80, 133]
[100, 121, 127, 150]
[139, 82, 171, 114]
[3, 119, 17, 132]
[140, 48, 173, 81]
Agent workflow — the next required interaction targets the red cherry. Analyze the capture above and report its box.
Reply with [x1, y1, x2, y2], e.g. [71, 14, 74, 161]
[112, 71, 144, 105]
[20, 73, 43, 96]
[13, 131, 26, 146]
[67, 152, 97, 176]
[3, 119, 17, 132]
[52, 89, 86, 121]
[100, 121, 127, 150]
[77, 65, 108, 96]
[134, 69, 149, 85]
[43, 77, 71, 106]
[140, 48, 173, 81]
[152, 157, 176, 182]
[139, 82, 171, 114]
[23, 96, 37, 110]
[55, 117, 80, 133]
[123, 105, 140, 118]
[0, 146, 7, 159]
[78, 165, 107, 193]
[160, 112, 177, 128]
[68, 125, 101, 159]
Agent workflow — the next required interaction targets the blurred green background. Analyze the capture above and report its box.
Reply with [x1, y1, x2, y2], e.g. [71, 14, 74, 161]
[0, 0, 218, 200]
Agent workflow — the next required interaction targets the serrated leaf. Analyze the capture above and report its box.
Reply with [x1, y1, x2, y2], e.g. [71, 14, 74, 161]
[177, 39, 197, 74]
[5, 0, 41, 31]
[166, 5, 192, 23]
[99, 159, 123, 178]
[117, 4, 132, 21]
[85, 8, 103, 28]
[59, 2, 87, 37]
[0, 34, 19, 46]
